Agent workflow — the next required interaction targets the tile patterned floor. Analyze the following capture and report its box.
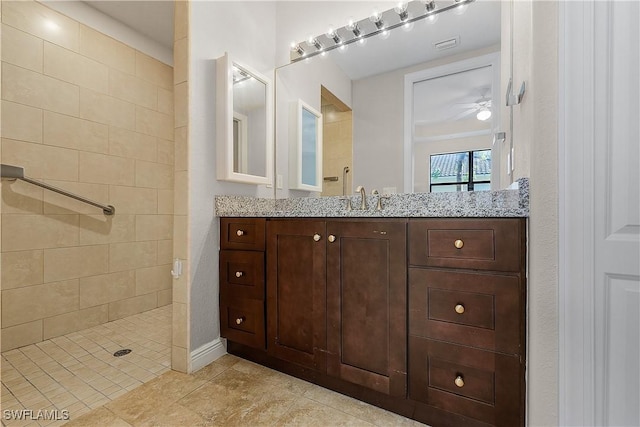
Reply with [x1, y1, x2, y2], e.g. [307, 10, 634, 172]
[1, 306, 171, 427]
[65, 354, 427, 427]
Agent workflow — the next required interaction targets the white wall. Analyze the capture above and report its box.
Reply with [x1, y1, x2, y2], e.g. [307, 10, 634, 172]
[189, 1, 277, 350]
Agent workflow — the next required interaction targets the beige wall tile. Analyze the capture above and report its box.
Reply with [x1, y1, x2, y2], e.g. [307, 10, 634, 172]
[135, 264, 171, 295]
[44, 245, 108, 282]
[173, 215, 188, 258]
[79, 88, 135, 130]
[79, 271, 135, 308]
[108, 293, 157, 321]
[78, 24, 135, 74]
[174, 172, 188, 215]
[44, 42, 108, 93]
[136, 106, 173, 140]
[79, 152, 135, 186]
[173, 38, 188, 85]
[172, 302, 188, 348]
[135, 161, 173, 189]
[108, 127, 157, 162]
[157, 139, 174, 165]
[171, 345, 188, 373]
[157, 88, 173, 115]
[2, 214, 79, 252]
[1, 320, 43, 352]
[174, 126, 188, 172]
[1, 24, 43, 72]
[174, 82, 188, 128]
[136, 215, 173, 241]
[2, 63, 79, 116]
[2, 279, 79, 327]
[1, 178, 43, 214]
[109, 68, 158, 109]
[157, 239, 173, 265]
[157, 289, 172, 307]
[43, 111, 108, 153]
[109, 241, 157, 272]
[1, 101, 43, 144]
[79, 214, 135, 245]
[43, 305, 108, 340]
[135, 52, 172, 90]
[109, 186, 157, 214]
[174, 1, 188, 42]
[1, 1, 79, 51]
[158, 189, 174, 215]
[1, 250, 44, 290]
[2, 138, 79, 181]
[43, 180, 109, 215]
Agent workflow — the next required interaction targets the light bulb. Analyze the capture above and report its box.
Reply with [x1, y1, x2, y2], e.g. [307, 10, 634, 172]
[370, 11, 385, 30]
[347, 18, 362, 38]
[476, 109, 492, 121]
[394, 2, 409, 21]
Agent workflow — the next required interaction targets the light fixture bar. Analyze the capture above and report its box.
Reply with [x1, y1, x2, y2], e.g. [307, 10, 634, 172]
[290, 0, 475, 63]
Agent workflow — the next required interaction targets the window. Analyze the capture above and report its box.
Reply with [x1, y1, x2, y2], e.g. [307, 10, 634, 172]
[430, 149, 491, 192]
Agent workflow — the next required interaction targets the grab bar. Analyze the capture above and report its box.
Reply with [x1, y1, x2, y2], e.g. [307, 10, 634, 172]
[1, 164, 115, 215]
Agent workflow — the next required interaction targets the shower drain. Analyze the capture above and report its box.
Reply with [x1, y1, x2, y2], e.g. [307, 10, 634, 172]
[113, 349, 132, 357]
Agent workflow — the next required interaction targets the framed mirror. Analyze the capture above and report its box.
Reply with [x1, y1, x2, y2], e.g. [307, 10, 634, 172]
[216, 52, 273, 185]
[289, 100, 323, 191]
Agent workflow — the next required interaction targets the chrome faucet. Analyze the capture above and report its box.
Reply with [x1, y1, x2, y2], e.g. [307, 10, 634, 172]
[356, 185, 368, 210]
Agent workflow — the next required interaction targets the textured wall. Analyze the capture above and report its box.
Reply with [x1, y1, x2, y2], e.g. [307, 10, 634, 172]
[1, 0, 174, 352]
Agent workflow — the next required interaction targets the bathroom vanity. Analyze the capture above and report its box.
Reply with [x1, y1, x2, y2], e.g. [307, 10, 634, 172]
[216, 183, 528, 427]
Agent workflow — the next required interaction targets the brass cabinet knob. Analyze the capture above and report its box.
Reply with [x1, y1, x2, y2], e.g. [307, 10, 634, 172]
[328, 235, 336, 243]
[454, 239, 464, 249]
[235, 317, 245, 325]
[236, 229, 245, 236]
[235, 271, 243, 278]
[454, 375, 465, 388]
[455, 304, 465, 314]
[313, 233, 322, 242]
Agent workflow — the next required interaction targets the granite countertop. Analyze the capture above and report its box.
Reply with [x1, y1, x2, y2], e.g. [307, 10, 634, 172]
[215, 178, 529, 218]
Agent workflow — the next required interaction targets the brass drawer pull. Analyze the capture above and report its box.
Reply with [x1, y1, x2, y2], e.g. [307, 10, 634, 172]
[236, 229, 245, 236]
[455, 375, 465, 388]
[328, 234, 336, 243]
[454, 239, 464, 249]
[235, 316, 245, 325]
[235, 271, 244, 278]
[313, 233, 322, 242]
[454, 304, 465, 314]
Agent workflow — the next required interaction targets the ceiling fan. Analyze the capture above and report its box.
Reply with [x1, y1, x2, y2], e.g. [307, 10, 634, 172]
[450, 97, 493, 122]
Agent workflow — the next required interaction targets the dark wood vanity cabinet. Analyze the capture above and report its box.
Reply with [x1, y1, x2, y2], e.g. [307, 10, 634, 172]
[408, 218, 527, 427]
[220, 217, 526, 427]
[219, 218, 266, 349]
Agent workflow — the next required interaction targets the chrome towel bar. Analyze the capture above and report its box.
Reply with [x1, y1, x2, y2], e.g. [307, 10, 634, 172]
[1, 164, 115, 215]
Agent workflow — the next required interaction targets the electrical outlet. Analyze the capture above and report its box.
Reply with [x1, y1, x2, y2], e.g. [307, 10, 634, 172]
[277, 174, 283, 189]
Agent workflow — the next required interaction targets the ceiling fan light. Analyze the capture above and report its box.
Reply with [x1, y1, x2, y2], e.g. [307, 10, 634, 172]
[477, 109, 492, 121]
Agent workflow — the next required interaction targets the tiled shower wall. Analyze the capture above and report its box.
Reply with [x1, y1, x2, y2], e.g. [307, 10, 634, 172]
[1, 1, 174, 352]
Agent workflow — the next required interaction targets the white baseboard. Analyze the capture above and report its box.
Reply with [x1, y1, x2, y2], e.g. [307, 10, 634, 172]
[190, 338, 226, 373]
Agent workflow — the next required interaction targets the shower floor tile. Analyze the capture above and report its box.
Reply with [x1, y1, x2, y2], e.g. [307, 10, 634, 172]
[1, 305, 171, 427]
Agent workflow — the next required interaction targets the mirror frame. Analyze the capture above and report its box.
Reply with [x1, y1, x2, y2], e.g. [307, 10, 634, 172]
[216, 52, 273, 185]
[289, 99, 323, 192]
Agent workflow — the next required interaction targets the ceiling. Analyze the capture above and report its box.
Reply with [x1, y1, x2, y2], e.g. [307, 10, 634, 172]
[82, 1, 174, 49]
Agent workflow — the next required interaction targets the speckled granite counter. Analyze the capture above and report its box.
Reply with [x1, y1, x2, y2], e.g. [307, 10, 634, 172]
[215, 178, 529, 218]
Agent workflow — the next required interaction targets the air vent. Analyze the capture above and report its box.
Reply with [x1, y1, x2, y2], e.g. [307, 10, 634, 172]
[434, 37, 459, 51]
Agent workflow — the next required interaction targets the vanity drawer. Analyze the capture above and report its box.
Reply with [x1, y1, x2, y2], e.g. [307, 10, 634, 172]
[220, 250, 265, 300]
[220, 218, 266, 251]
[409, 337, 523, 426]
[408, 219, 525, 272]
[409, 268, 522, 354]
[220, 298, 265, 350]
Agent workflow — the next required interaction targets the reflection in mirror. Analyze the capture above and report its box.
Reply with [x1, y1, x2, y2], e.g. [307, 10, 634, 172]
[275, 0, 504, 197]
[289, 100, 322, 191]
[216, 53, 272, 185]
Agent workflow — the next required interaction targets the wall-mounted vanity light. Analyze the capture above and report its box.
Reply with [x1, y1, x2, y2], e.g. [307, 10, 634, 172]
[289, 0, 475, 62]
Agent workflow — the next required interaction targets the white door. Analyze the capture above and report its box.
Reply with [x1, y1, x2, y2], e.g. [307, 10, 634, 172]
[560, 1, 640, 425]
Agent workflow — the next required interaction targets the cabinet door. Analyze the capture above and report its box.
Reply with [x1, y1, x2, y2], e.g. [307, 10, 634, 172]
[266, 220, 327, 371]
[326, 220, 407, 397]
